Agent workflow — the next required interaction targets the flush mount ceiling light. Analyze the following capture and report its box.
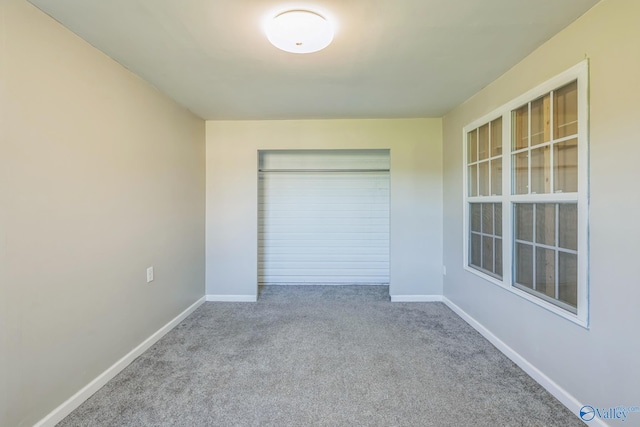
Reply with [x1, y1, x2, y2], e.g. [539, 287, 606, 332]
[265, 10, 334, 54]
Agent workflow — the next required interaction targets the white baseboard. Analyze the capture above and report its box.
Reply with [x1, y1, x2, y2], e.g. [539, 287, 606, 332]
[33, 296, 206, 427]
[206, 294, 257, 302]
[442, 297, 608, 427]
[390, 295, 443, 302]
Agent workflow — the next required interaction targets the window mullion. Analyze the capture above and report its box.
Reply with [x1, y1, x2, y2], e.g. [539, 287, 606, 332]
[527, 103, 532, 196]
[532, 203, 537, 292]
[488, 122, 492, 196]
[550, 90, 555, 193]
[555, 204, 560, 299]
[476, 137, 480, 196]
[492, 204, 496, 273]
[480, 203, 484, 269]
[503, 114, 512, 287]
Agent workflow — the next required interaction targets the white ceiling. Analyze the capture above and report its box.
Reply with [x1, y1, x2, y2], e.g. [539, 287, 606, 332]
[28, 0, 599, 120]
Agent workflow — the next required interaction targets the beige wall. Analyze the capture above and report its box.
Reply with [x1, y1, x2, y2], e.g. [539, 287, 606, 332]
[443, 0, 640, 411]
[7, 0, 637, 423]
[0, 1, 206, 426]
[206, 119, 443, 298]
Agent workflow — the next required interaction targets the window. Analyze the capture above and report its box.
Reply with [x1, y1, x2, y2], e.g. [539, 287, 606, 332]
[469, 203, 502, 278]
[512, 81, 579, 196]
[467, 118, 503, 197]
[467, 117, 503, 279]
[463, 61, 588, 326]
[513, 203, 578, 312]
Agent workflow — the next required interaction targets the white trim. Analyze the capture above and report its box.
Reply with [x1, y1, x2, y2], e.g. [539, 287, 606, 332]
[33, 297, 206, 427]
[577, 59, 591, 328]
[508, 193, 578, 203]
[463, 265, 503, 288]
[206, 294, 257, 302]
[462, 60, 589, 327]
[509, 282, 587, 327]
[442, 297, 607, 427]
[390, 295, 443, 302]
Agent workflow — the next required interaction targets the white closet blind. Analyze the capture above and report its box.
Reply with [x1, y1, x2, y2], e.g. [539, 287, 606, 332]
[258, 150, 390, 285]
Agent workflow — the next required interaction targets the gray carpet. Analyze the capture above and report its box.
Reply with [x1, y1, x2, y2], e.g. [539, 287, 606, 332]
[57, 286, 584, 426]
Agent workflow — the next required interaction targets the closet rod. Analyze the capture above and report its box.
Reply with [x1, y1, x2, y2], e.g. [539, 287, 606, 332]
[259, 169, 390, 173]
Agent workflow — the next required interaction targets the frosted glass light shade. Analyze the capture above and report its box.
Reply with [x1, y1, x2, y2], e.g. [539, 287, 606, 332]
[265, 10, 333, 54]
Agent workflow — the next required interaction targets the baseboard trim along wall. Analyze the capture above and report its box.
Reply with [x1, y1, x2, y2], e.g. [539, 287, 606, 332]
[32, 293, 598, 426]
[34, 296, 206, 427]
[390, 295, 443, 302]
[442, 297, 608, 427]
[206, 294, 257, 302]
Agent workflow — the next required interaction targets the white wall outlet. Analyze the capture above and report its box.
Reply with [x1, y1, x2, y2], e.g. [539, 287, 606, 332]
[443, 265, 447, 276]
[146, 266, 154, 283]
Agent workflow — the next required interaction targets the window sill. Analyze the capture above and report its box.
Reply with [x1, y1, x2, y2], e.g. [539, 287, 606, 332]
[463, 265, 589, 329]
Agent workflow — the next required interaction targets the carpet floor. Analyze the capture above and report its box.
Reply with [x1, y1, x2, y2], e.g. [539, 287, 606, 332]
[57, 286, 584, 426]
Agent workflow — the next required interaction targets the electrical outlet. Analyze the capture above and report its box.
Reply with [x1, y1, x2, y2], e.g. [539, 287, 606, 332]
[443, 265, 447, 276]
[146, 266, 154, 283]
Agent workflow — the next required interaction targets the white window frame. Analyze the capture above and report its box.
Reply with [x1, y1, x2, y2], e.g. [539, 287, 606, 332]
[462, 60, 589, 328]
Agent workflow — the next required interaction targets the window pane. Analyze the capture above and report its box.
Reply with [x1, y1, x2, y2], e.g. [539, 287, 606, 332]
[531, 146, 550, 194]
[464, 76, 584, 316]
[494, 203, 502, 237]
[554, 138, 578, 193]
[558, 252, 578, 307]
[512, 105, 529, 150]
[491, 117, 502, 157]
[478, 124, 489, 161]
[531, 94, 550, 146]
[478, 161, 490, 196]
[468, 130, 477, 163]
[468, 165, 478, 196]
[471, 233, 481, 267]
[482, 236, 493, 272]
[490, 159, 502, 196]
[559, 203, 578, 251]
[482, 203, 493, 234]
[471, 204, 481, 233]
[516, 243, 533, 288]
[495, 238, 503, 277]
[513, 152, 529, 195]
[536, 247, 556, 298]
[515, 204, 533, 242]
[535, 203, 556, 246]
[554, 81, 578, 138]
